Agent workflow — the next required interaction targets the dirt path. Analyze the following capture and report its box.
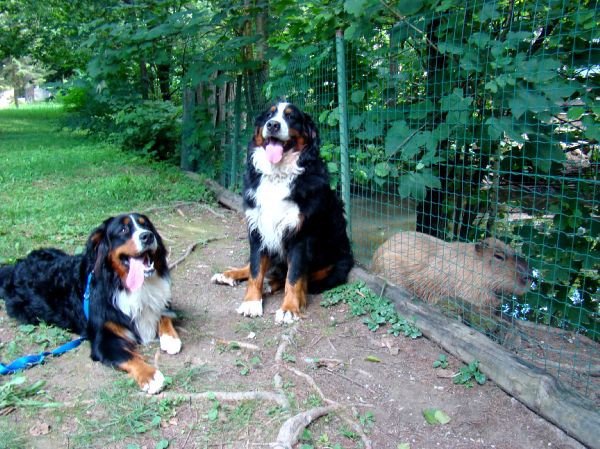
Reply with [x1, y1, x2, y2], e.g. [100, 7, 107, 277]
[0, 204, 585, 449]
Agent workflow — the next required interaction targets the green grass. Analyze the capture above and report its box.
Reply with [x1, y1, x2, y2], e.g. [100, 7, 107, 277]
[0, 104, 211, 262]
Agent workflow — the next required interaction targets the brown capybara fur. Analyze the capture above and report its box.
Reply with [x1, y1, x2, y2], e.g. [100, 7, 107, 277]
[371, 231, 530, 309]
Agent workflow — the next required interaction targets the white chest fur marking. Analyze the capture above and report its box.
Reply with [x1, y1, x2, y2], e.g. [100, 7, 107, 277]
[115, 275, 171, 344]
[246, 148, 304, 256]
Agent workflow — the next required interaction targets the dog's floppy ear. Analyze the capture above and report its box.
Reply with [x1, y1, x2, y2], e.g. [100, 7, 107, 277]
[253, 107, 273, 147]
[86, 217, 112, 274]
[302, 112, 320, 145]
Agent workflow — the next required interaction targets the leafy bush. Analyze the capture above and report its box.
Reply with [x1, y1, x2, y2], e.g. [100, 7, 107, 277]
[113, 100, 182, 161]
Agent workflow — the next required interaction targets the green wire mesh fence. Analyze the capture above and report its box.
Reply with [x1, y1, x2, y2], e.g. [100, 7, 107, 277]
[201, 0, 599, 399]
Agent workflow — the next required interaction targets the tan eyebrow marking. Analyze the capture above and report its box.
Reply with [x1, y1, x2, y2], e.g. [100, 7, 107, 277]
[123, 217, 130, 225]
[284, 108, 292, 115]
[137, 217, 145, 225]
[270, 105, 276, 112]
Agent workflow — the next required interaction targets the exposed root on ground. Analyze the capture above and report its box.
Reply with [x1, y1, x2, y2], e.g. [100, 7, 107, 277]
[270, 404, 341, 449]
[168, 237, 225, 270]
[271, 325, 373, 449]
[216, 339, 261, 351]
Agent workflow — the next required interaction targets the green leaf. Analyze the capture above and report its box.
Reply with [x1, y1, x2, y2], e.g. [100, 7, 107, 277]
[351, 90, 365, 103]
[437, 42, 464, 55]
[520, 58, 560, 83]
[408, 99, 434, 119]
[582, 115, 600, 141]
[486, 117, 525, 143]
[398, 444, 411, 449]
[365, 355, 381, 363]
[385, 120, 410, 156]
[567, 106, 585, 120]
[344, 0, 367, 16]
[478, 2, 500, 21]
[155, 440, 169, 449]
[423, 408, 451, 425]
[374, 162, 390, 177]
[395, 0, 424, 15]
[207, 408, 219, 421]
[419, 169, 442, 189]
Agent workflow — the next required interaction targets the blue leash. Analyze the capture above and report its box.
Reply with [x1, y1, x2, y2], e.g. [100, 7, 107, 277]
[0, 273, 92, 375]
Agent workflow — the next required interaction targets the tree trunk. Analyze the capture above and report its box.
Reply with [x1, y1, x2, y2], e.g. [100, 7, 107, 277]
[157, 63, 171, 101]
[13, 86, 19, 108]
[181, 86, 198, 172]
[139, 58, 149, 100]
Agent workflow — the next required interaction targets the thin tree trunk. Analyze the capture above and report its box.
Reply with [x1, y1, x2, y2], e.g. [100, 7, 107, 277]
[139, 58, 149, 100]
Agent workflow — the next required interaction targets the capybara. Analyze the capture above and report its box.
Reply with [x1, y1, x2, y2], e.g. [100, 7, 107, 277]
[371, 231, 530, 308]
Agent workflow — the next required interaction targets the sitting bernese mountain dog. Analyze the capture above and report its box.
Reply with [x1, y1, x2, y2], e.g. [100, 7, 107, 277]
[212, 102, 354, 324]
[0, 213, 180, 394]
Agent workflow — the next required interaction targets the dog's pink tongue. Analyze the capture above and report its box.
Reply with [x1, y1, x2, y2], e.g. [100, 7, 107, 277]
[126, 257, 145, 292]
[265, 142, 284, 164]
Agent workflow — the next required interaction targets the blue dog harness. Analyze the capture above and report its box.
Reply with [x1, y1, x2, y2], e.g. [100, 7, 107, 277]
[0, 273, 93, 375]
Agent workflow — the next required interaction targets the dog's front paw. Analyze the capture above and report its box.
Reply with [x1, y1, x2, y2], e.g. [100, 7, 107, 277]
[275, 309, 300, 324]
[142, 370, 165, 395]
[211, 273, 238, 287]
[237, 300, 263, 317]
[160, 334, 182, 355]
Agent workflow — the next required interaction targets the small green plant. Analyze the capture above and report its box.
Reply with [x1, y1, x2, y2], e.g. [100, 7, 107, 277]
[339, 425, 359, 440]
[453, 360, 486, 388]
[303, 394, 324, 408]
[206, 392, 220, 421]
[0, 375, 61, 410]
[433, 354, 449, 369]
[299, 428, 314, 448]
[359, 411, 375, 428]
[282, 352, 296, 363]
[323, 281, 422, 339]
[235, 359, 250, 376]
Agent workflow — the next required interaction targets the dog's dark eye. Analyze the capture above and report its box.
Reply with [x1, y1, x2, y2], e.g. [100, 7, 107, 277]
[120, 226, 128, 234]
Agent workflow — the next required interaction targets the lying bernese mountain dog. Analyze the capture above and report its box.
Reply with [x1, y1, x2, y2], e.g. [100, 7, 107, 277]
[212, 102, 354, 324]
[0, 213, 180, 394]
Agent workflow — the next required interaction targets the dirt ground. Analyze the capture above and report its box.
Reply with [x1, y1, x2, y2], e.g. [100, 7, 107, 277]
[0, 204, 588, 449]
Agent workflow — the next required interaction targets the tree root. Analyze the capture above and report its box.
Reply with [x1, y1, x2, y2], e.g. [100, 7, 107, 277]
[270, 404, 342, 449]
[168, 236, 225, 270]
[272, 325, 373, 449]
[216, 339, 261, 352]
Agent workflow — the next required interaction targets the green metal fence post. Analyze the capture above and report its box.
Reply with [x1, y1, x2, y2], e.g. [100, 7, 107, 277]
[231, 75, 242, 190]
[335, 29, 352, 239]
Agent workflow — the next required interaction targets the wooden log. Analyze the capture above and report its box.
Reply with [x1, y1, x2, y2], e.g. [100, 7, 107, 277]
[350, 267, 600, 449]
[185, 173, 243, 212]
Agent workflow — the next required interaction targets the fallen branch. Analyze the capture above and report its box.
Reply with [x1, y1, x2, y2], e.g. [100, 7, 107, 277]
[156, 391, 288, 408]
[272, 373, 290, 410]
[270, 404, 341, 449]
[216, 339, 261, 352]
[275, 326, 299, 363]
[285, 366, 329, 403]
[168, 237, 225, 270]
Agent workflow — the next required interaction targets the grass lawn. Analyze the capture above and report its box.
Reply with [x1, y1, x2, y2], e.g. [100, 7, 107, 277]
[0, 104, 211, 263]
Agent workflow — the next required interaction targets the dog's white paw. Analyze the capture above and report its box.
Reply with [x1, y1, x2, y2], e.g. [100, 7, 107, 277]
[275, 309, 299, 324]
[237, 300, 263, 317]
[142, 370, 165, 395]
[211, 273, 238, 287]
[160, 334, 182, 355]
